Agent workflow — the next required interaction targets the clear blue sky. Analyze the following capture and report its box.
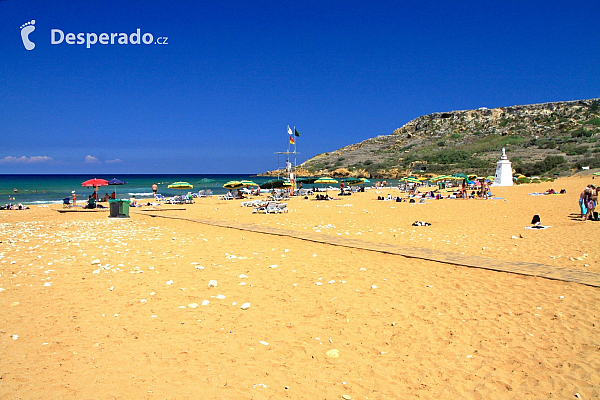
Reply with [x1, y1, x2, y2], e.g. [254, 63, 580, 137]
[1, 0, 598, 174]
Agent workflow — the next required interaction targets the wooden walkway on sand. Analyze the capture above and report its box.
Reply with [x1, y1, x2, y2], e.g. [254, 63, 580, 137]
[141, 212, 600, 288]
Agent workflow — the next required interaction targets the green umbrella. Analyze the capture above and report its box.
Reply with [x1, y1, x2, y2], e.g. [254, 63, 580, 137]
[452, 173, 469, 180]
[296, 177, 319, 184]
[345, 178, 370, 186]
[197, 178, 216, 194]
[261, 179, 291, 189]
[343, 178, 363, 186]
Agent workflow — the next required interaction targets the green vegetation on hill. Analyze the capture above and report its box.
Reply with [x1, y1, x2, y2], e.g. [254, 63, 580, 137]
[299, 98, 600, 178]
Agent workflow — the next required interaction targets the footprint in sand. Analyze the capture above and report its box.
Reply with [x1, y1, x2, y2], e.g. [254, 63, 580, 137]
[20, 20, 36, 50]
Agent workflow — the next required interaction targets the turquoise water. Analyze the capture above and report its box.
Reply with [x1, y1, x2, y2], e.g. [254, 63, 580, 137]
[0, 174, 269, 205]
[0, 174, 400, 205]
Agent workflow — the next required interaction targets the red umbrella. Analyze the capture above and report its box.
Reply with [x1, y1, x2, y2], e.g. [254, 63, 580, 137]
[82, 178, 109, 199]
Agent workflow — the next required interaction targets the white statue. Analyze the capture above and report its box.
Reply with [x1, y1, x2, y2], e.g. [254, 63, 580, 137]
[493, 148, 513, 186]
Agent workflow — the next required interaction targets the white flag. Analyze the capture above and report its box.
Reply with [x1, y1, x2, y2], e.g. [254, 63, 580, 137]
[287, 125, 293, 136]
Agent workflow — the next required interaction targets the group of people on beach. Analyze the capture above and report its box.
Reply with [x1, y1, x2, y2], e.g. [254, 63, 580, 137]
[580, 185, 598, 221]
[1, 203, 29, 210]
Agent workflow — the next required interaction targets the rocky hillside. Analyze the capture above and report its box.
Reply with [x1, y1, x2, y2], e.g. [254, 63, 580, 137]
[296, 98, 600, 178]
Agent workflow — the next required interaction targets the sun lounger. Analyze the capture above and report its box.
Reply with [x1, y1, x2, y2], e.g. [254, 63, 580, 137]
[62, 197, 71, 208]
[241, 199, 262, 207]
[253, 201, 287, 214]
[218, 193, 235, 200]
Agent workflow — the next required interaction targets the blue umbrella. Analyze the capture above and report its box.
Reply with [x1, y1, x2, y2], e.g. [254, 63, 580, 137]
[108, 178, 127, 198]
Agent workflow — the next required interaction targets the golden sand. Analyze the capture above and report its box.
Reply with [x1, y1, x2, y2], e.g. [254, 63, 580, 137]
[1, 176, 598, 399]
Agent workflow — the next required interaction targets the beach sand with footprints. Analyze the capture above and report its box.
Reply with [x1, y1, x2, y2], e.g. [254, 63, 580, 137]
[1, 175, 599, 399]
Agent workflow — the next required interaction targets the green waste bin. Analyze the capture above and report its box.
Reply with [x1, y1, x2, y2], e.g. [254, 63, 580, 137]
[108, 199, 131, 218]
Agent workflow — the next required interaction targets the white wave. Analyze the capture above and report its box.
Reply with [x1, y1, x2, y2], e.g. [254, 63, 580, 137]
[128, 192, 154, 196]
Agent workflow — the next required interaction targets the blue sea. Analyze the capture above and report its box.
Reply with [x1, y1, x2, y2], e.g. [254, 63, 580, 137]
[0, 174, 275, 205]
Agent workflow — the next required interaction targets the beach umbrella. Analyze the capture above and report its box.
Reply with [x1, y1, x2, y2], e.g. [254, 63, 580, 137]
[240, 180, 258, 187]
[430, 175, 452, 182]
[168, 181, 193, 195]
[82, 178, 109, 187]
[223, 181, 244, 189]
[82, 178, 109, 199]
[107, 178, 127, 199]
[261, 179, 292, 189]
[197, 178, 216, 193]
[400, 177, 420, 184]
[346, 178, 370, 186]
[314, 177, 338, 193]
[296, 177, 319, 184]
[343, 178, 363, 186]
[314, 177, 338, 184]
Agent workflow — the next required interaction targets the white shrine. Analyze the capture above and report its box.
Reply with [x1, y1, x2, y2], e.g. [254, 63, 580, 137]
[493, 148, 513, 186]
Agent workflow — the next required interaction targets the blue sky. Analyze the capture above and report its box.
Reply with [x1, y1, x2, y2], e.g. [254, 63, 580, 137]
[1, 1, 598, 174]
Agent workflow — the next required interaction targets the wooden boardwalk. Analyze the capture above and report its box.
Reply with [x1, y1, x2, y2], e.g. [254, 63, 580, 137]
[141, 212, 600, 288]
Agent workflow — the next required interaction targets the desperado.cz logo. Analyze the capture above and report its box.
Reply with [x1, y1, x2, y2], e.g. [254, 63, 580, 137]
[20, 20, 168, 50]
[52, 28, 168, 48]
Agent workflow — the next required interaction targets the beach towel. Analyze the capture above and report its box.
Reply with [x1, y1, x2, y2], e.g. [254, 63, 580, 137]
[525, 225, 551, 230]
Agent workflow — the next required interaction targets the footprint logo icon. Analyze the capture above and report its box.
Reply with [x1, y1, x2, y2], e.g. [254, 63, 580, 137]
[20, 20, 36, 50]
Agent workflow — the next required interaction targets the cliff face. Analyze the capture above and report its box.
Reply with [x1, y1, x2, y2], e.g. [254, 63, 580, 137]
[298, 98, 600, 178]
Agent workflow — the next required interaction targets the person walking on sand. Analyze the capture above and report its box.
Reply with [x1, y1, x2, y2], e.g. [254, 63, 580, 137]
[582, 186, 595, 220]
[579, 186, 589, 217]
[152, 183, 158, 198]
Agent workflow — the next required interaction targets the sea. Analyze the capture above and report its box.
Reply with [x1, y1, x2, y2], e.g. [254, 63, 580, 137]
[0, 174, 403, 205]
[0, 174, 272, 205]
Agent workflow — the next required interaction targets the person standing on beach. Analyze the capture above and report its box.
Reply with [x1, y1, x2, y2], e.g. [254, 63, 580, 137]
[152, 183, 158, 198]
[71, 191, 77, 208]
[579, 186, 589, 217]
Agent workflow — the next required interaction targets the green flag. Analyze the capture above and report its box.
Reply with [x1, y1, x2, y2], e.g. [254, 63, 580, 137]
[294, 128, 300, 137]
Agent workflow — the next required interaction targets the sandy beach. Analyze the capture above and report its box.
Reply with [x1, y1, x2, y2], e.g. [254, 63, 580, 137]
[1, 175, 599, 399]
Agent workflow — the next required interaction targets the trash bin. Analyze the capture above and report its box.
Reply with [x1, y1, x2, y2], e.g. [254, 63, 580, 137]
[109, 199, 120, 217]
[120, 199, 130, 218]
[108, 199, 131, 218]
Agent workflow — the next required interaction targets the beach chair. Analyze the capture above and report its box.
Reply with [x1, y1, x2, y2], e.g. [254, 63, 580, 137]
[155, 194, 166, 202]
[252, 201, 271, 213]
[276, 203, 288, 213]
[264, 201, 281, 213]
[241, 199, 262, 207]
[218, 193, 234, 200]
[62, 197, 71, 208]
